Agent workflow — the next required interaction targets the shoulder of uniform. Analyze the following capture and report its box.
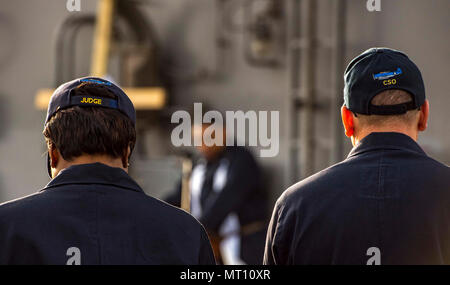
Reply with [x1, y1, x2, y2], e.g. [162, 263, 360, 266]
[0, 192, 43, 222]
[422, 155, 450, 171]
[277, 160, 349, 208]
[0, 192, 42, 209]
[141, 195, 204, 229]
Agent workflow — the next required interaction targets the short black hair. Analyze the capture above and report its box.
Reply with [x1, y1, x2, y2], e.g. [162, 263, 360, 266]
[43, 84, 136, 161]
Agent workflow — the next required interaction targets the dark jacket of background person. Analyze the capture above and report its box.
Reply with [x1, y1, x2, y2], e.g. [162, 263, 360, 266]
[264, 132, 450, 265]
[0, 163, 216, 265]
[167, 146, 268, 264]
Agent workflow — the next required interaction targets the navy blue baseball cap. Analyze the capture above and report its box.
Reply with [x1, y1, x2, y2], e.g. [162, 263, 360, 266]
[45, 76, 136, 178]
[344, 48, 426, 115]
[45, 76, 136, 126]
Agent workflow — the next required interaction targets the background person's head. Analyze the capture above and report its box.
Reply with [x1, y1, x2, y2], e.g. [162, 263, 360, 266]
[192, 122, 226, 161]
[341, 48, 428, 146]
[44, 78, 136, 178]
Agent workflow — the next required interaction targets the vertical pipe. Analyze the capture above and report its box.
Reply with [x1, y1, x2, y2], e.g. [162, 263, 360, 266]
[180, 158, 192, 213]
[299, 0, 317, 178]
[286, 0, 301, 185]
[91, 0, 115, 77]
[330, 0, 346, 164]
[214, 0, 229, 80]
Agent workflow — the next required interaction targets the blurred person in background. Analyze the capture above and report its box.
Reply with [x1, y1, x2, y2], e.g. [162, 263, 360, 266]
[166, 121, 268, 264]
[0, 77, 215, 265]
[264, 48, 450, 265]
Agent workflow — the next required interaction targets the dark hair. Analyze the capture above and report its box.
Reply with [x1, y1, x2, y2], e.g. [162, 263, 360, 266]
[43, 84, 136, 161]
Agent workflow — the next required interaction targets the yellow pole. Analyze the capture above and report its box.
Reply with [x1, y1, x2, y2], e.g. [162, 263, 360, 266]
[180, 158, 192, 213]
[90, 0, 115, 77]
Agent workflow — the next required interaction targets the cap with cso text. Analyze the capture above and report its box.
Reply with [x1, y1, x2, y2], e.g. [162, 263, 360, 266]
[344, 47, 426, 115]
[45, 77, 136, 126]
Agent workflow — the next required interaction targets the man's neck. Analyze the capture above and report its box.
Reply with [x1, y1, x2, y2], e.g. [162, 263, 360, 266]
[53, 155, 126, 177]
[353, 128, 418, 146]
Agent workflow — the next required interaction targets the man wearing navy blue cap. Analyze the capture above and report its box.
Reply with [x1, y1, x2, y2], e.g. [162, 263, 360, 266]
[0, 77, 215, 265]
[264, 48, 450, 265]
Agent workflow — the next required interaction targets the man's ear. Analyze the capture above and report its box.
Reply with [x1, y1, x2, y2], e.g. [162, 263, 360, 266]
[122, 145, 132, 169]
[49, 144, 59, 168]
[341, 105, 355, 137]
[417, 100, 429, 132]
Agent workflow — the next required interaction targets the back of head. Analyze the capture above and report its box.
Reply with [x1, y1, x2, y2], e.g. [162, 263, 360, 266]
[356, 89, 420, 128]
[43, 83, 136, 163]
[343, 48, 428, 141]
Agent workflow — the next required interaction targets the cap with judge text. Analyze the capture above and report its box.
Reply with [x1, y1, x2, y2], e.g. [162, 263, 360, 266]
[45, 77, 136, 126]
[344, 48, 426, 115]
[44, 77, 136, 178]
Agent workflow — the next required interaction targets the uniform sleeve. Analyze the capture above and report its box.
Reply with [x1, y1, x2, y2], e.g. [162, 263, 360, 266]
[0, 218, 8, 264]
[164, 181, 182, 207]
[198, 225, 217, 265]
[263, 197, 289, 265]
[199, 152, 259, 232]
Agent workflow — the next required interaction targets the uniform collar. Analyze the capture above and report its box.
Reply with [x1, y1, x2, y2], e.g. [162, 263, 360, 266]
[40, 162, 144, 193]
[347, 132, 426, 158]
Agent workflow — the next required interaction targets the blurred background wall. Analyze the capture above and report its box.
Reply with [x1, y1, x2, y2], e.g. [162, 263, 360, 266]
[0, 0, 448, 205]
